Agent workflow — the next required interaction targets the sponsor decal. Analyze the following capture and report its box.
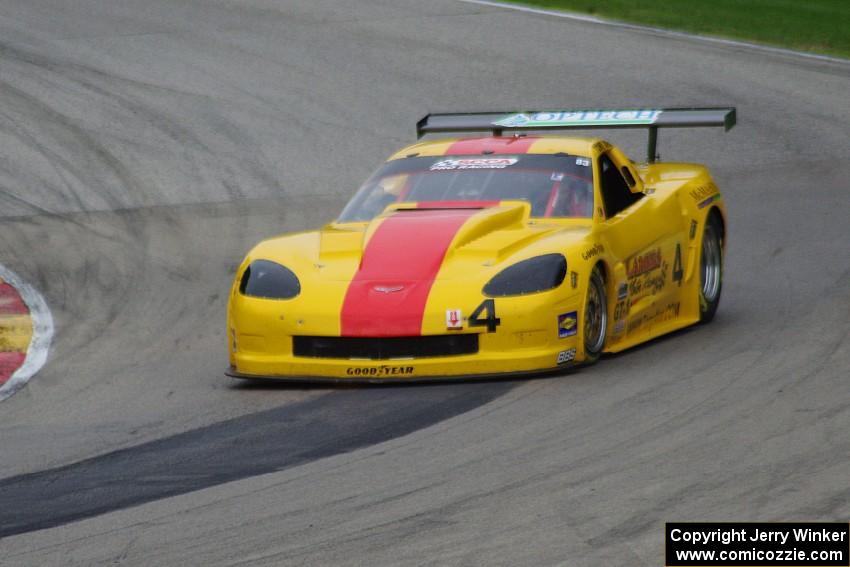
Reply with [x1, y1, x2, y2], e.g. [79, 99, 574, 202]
[446, 309, 463, 330]
[347, 365, 414, 377]
[690, 183, 722, 209]
[630, 262, 668, 300]
[581, 243, 604, 261]
[557, 348, 576, 365]
[689, 219, 698, 240]
[613, 299, 629, 333]
[617, 282, 628, 300]
[558, 311, 578, 338]
[689, 183, 718, 202]
[429, 157, 518, 171]
[698, 193, 722, 209]
[626, 248, 662, 279]
[570, 271, 578, 289]
[627, 301, 680, 334]
[493, 109, 662, 129]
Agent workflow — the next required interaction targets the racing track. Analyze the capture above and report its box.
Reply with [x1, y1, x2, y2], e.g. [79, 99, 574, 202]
[0, 1, 849, 565]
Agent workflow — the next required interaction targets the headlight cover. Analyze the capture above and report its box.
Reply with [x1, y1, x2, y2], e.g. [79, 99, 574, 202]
[239, 260, 301, 300]
[483, 254, 567, 297]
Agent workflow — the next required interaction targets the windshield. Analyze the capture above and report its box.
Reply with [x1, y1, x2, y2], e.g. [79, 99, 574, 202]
[338, 154, 594, 222]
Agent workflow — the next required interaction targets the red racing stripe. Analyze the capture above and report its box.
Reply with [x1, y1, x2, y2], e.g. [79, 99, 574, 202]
[340, 209, 479, 337]
[445, 136, 539, 155]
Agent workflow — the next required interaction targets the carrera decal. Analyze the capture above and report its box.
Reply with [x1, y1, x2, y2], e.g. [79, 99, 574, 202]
[570, 271, 578, 289]
[340, 209, 479, 337]
[429, 157, 518, 171]
[346, 365, 414, 377]
[689, 219, 698, 240]
[558, 311, 577, 338]
[493, 109, 662, 129]
[557, 348, 576, 365]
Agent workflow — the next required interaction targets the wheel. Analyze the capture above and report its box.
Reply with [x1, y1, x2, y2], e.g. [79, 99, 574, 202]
[698, 213, 724, 323]
[582, 265, 608, 363]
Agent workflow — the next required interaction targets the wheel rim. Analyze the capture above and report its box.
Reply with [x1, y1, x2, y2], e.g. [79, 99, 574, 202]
[701, 224, 722, 303]
[584, 274, 607, 354]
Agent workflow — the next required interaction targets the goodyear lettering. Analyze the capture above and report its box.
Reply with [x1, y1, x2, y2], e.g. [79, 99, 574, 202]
[581, 243, 604, 261]
[346, 366, 414, 377]
[626, 248, 662, 279]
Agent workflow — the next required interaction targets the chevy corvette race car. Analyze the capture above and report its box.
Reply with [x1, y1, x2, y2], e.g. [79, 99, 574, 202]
[227, 108, 735, 382]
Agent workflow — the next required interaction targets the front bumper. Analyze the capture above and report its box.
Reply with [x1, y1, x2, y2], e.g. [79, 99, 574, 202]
[228, 336, 580, 381]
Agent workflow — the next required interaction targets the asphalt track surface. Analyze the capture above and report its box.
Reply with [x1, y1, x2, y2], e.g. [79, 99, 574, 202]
[0, 1, 848, 565]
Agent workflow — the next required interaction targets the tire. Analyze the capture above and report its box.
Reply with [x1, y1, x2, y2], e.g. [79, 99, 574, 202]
[582, 265, 608, 363]
[698, 213, 724, 323]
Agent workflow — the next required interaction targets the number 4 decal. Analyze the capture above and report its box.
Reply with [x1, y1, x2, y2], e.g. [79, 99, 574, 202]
[672, 242, 683, 286]
[469, 299, 501, 332]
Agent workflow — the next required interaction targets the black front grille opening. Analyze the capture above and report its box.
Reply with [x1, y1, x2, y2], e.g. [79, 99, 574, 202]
[293, 334, 479, 360]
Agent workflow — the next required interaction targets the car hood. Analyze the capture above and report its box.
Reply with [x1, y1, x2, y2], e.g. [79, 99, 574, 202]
[247, 201, 591, 282]
[238, 202, 592, 337]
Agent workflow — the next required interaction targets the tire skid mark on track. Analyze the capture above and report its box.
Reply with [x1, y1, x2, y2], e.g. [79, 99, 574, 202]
[0, 379, 514, 537]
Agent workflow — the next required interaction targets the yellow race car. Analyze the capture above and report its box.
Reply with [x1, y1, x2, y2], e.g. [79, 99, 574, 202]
[227, 108, 735, 382]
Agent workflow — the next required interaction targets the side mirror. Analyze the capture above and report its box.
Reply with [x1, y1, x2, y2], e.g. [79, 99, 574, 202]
[607, 146, 645, 194]
[621, 164, 645, 194]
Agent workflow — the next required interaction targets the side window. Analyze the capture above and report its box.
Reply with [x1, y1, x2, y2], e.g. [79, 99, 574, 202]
[598, 154, 642, 217]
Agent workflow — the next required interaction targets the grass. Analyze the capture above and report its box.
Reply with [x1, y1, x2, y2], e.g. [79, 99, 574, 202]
[503, 0, 850, 59]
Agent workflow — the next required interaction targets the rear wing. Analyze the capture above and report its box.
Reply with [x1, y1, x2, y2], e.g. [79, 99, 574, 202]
[415, 108, 736, 163]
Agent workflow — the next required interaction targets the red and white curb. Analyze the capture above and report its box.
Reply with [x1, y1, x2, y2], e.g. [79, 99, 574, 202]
[0, 264, 53, 402]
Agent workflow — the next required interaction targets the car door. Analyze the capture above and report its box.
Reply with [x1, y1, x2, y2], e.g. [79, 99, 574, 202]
[593, 151, 684, 343]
